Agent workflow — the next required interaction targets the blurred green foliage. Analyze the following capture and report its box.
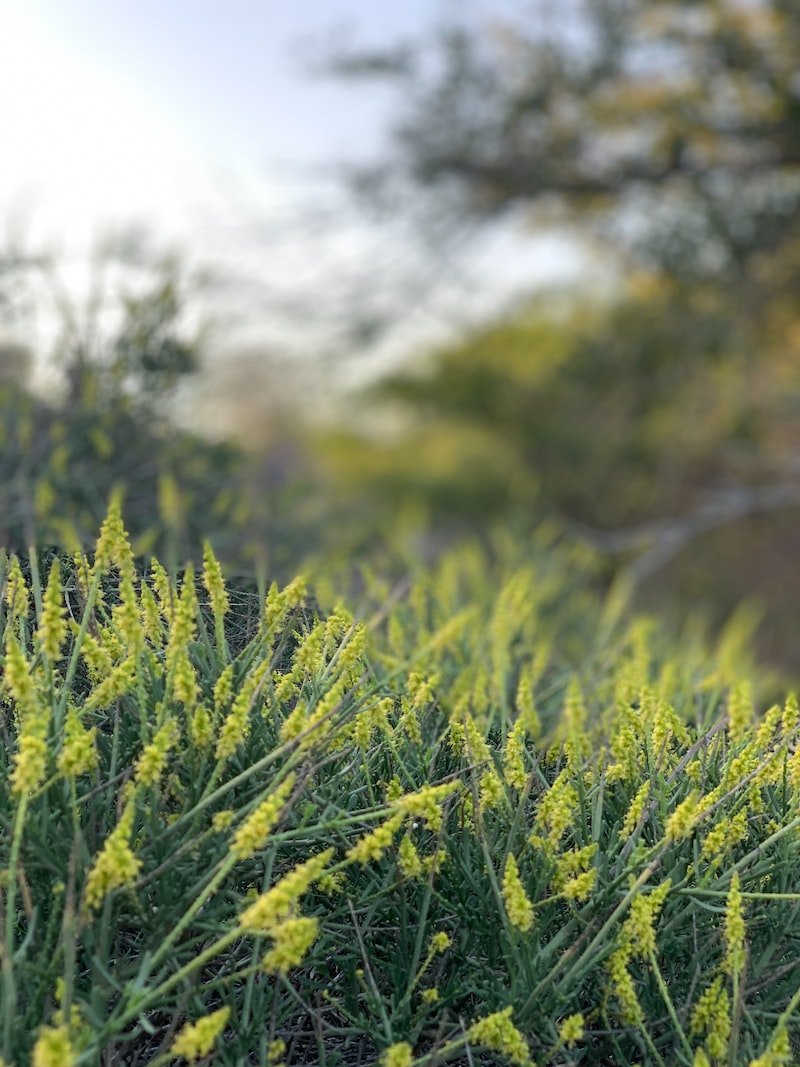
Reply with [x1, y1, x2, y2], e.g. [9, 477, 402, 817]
[324, 274, 800, 669]
[0, 248, 321, 576]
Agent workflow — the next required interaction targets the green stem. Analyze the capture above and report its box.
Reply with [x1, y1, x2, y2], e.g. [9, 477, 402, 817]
[3, 795, 29, 1061]
[648, 948, 693, 1062]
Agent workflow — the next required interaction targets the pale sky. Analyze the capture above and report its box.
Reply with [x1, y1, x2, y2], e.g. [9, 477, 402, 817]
[0, 0, 587, 391]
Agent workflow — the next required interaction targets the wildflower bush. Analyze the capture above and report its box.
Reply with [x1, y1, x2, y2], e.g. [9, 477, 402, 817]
[3, 505, 800, 1065]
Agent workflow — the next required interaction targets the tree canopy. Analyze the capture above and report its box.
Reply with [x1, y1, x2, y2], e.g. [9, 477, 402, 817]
[334, 0, 800, 292]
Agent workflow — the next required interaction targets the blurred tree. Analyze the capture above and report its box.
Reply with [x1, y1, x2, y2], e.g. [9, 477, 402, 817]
[332, 0, 800, 299]
[324, 0, 800, 638]
[324, 267, 800, 667]
[0, 238, 284, 567]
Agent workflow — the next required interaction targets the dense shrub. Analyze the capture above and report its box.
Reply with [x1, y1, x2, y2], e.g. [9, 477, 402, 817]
[1, 507, 799, 1065]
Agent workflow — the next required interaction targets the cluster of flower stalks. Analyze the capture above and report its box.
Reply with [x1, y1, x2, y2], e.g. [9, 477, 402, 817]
[2, 506, 800, 1065]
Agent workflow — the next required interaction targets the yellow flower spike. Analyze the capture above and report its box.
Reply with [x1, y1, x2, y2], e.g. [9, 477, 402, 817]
[665, 791, 702, 843]
[515, 665, 542, 738]
[461, 712, 491, 763]
[533, 769, 579, 849]
[651, 699, 690, 756]
[502, 854, 534, 932]
[134, 719, 180, 788]
[749, 1027, 791, 1067]
[262, 915, 319, 974]
[430, 931, 451, 953]
[558, 1013, 585, 1048]
[12, 729, 49, 796]
[479, 766, 506, 811]
[238, 850, 333, 933]
[607, 945, 643, 1025]
[79, 632, 113, 684]
[8, 642, 51, 794]
[351, 709, 374, 750]
[31, 1023, 75, 1067]
[139, 583, 162, 644]
[213, 663, 235, 711]
[94, 498, 133, 576]
[700, 809, 748, 869]
[621, 881, 671, 960]
[4, 632, 40, 720]
[171, 1006, 231, 1064]
[202, 540, 230, 620]
[724, 872, 746, 979]
[346, 813, 404, 865]
[398, 699, 422, 745]
[113, 569, 144, 656]
[291, 621, 326, 677]
[728, 680, 753, 743]
[407, 671, 436, 709]
[324, 603, 353, 646]
[621, 780, 651, 840]
[336, 623, 367, 676]
[317, 870, 345, 895]
[84, 655, 137, 712]
[58, 707, 98, 778]
[189, 704, 214, 749]
[380, 1043, 413, 1067]
[165, 569, 197, 667]
[562, 676, 590, 765]
[37, 559, 67, 662]
[690, 976, 731, 1062]
[84, 805, 142, 911]
[503, 719, 527, 790]
[467, 1006, 531, 1067]
[397, 834, 423, 880]
[554, 843, 597, 883]
[263, 575, 306, 635]
[216, 661, 270, 760]
[230, 776, 296, 860]
[4, 555, 29, 620]
[212, 809, 235, 832]
[267, 1038, 286, 1064]
[693, 1049, 711, 1067]
[782, 694, 799, 737]
[391, 781, 460, 832]
[172, 649, 199, 708]
[562, 868, 597, 902]
[150, 559, 173, 622]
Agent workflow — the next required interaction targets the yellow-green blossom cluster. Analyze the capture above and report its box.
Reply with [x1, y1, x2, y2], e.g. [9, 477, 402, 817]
[37, 559, 67, 661]
[216, 661, 270, 760]
[84, 806, 142, 911]
[171, 1006, 231, 1063]
[262, 915, 320, 974]
[58, 708, 98, 778]
[503, 719, 528, 789]
[238, 850, 333, 933]
[231, 776, 295, 860]
[724, 872, 746, 979]
[392, 781, 460, 832]
[690, 976, 731, 1062]
[346, 813, 404, 865]
[31, 1024, 74, 1067]
[532, 769, 579, 850]
[467, 1007, 531, 1066]
[380, 1043, 413, 1067]
[134, 719, 180, 788]
[202, 540, 229, 620]
[502, 854, 534, 932]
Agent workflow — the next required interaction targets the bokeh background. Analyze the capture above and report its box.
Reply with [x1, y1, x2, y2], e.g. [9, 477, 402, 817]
[4, 0, 800, 670]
